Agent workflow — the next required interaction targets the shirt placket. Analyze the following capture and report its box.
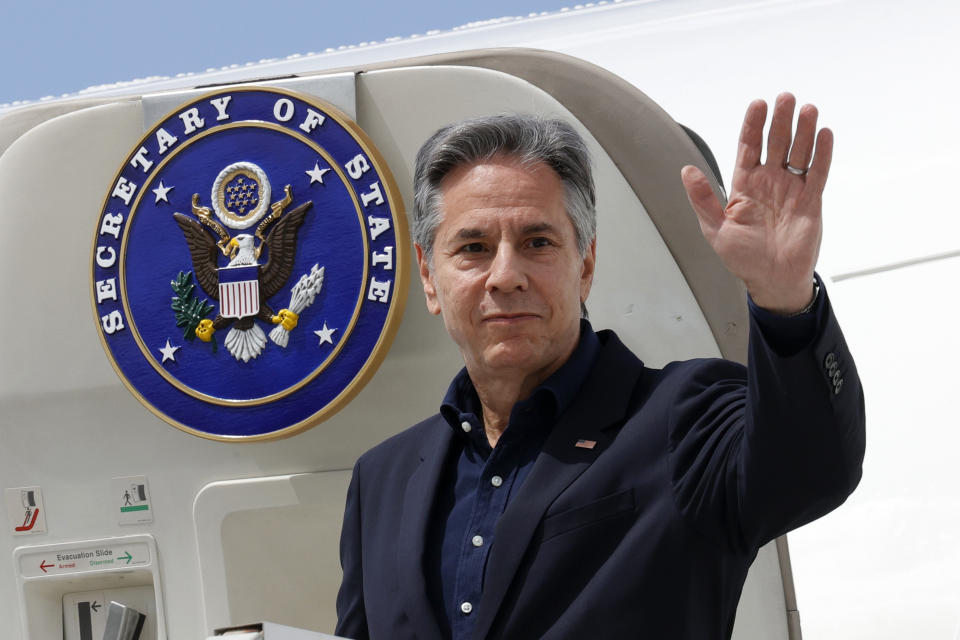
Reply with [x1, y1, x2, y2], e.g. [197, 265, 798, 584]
[450, 421, 519, 639]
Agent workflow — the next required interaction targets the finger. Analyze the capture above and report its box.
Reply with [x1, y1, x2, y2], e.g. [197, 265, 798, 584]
[787, 103, 818, 172]
[681, 165, 725, 235]
[806, 128, 834, 193]
[765, 92, 796, 167]
[735, 99, 767, 171]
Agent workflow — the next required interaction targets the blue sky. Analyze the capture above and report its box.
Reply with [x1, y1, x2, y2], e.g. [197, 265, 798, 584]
[3, 0, 565, 105]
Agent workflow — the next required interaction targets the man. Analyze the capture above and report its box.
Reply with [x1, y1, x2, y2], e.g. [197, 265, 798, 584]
[336, 94, 865, 639]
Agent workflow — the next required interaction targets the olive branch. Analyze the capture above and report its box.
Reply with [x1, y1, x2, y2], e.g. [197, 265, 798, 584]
[171, 271, 216, 350]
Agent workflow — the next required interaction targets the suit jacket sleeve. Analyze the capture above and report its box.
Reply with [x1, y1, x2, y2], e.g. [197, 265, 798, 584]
[667, 284, 866, 553]
[336, 460, 370, 640]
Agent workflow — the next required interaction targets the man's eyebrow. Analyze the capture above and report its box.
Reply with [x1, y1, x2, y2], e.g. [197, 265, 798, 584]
[452, 228, 487, 241]
[521, 222, 558, 235]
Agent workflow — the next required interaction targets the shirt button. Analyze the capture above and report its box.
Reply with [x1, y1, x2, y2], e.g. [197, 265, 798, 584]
[460, 601, 473, 614]
[491, 475, 503, 487]
[472, 535, 484, 547]
[461, 421, 471, 433]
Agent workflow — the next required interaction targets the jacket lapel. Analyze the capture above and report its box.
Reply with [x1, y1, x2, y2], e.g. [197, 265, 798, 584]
[471, 332, 644, 639]
[397, 417, 452, 640]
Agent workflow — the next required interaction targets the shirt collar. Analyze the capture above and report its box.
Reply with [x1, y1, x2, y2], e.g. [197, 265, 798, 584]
[440, 319, 601, 436]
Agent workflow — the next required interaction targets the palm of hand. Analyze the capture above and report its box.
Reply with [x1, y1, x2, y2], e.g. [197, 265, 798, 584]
[713, 166, 822, 296]
[681, 93, 833, 314]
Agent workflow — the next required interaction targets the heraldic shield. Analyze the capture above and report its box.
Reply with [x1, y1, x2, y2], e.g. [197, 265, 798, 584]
[90, 87, 409, 440]
[218, 266, 260, 319]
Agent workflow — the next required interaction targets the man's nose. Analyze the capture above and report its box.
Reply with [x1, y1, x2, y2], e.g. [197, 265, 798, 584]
[485, 245, 527, 292]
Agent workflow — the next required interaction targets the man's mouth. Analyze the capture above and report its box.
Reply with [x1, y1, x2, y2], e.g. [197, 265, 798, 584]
[482, 313, 539, 322]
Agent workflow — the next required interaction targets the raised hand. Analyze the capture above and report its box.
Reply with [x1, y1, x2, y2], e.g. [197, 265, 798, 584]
[681, 93, 833, 314]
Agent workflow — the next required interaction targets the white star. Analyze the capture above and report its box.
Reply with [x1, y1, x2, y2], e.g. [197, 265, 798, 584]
[306, 162, 330, 185]
[158, 339, 180, 363]
[314, 322, 337, 346]
[153, 181, 173, 203]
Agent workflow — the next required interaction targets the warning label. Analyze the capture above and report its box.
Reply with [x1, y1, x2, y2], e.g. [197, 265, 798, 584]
[4, 486, 47, 536]
[112, 476, 153, 525]
[18, 541, 149, 578]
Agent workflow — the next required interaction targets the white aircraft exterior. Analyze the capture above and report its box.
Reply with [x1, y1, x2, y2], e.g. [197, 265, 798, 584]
[1, 0, 957, 638]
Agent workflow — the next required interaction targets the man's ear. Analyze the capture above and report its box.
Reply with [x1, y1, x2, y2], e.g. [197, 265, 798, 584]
[579, 238, 597, 304]
[416, 244, 442, 315]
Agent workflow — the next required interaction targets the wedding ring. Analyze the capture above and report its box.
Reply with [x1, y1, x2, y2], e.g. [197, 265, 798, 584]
[785, 163, 808, 176]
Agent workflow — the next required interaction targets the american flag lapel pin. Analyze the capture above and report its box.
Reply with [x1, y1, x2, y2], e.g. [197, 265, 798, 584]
[575, 439, 597, 450]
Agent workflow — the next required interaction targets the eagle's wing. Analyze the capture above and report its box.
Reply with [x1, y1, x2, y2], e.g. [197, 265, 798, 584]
[259, 201, 312, 300]
[173, 213, 220, 300]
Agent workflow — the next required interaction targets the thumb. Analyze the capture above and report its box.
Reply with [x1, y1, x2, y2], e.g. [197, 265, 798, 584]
[680, 165, 725, 234]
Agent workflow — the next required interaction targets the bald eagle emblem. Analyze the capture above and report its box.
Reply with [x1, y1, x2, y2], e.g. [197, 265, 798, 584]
[172, 162, 325, 362]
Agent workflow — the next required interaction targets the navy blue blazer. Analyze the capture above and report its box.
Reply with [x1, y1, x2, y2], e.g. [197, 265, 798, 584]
[336, 294, 865, 639]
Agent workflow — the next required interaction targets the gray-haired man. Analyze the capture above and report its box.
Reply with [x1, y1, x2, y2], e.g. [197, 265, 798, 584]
[337, 96, 864, 639]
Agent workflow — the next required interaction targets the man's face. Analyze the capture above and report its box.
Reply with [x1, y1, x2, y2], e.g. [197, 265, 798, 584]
[416, 156, 595, 385]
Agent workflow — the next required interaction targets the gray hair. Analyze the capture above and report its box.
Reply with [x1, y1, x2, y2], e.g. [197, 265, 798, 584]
[412, 114, 596, 262]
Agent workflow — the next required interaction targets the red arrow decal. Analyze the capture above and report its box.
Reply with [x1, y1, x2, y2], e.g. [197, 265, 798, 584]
[40, 560, 54, 573]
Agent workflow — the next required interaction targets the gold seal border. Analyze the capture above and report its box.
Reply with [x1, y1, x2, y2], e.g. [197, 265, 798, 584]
[119, 121, 369, 407]
[89, 86, 410, 441]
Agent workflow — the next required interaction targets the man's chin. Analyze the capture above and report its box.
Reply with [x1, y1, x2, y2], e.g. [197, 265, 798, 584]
[479, 340, 551, 371]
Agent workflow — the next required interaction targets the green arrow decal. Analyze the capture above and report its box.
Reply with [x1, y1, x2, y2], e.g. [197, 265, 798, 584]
[119, 552, 132, 564]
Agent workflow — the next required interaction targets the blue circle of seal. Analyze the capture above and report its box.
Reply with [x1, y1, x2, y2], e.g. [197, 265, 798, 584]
[91, 88, 409, 440]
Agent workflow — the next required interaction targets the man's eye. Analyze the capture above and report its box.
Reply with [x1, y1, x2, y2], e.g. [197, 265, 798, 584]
[529, 237, 553, 249]
[460, 242, 485, 253]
